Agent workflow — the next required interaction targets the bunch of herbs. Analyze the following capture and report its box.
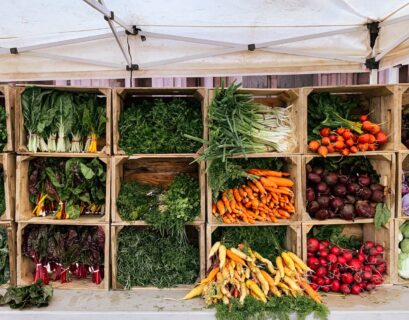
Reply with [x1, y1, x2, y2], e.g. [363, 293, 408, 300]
[119, 98, 202, 154]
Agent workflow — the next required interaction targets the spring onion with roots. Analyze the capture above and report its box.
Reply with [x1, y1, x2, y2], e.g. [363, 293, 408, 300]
[186, 83, 297, 163]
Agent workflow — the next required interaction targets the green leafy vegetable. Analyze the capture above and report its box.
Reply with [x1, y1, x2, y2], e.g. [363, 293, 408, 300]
[374, 203, 391, 229]
[117, 174, 200, 239]
[0, 169, 5, 216]
[0, 227, 9, 285]
[307, 92, 360, 141]
[309, 225, 361, 250]
[119, 98, 202, 154]
[212, 226, 286, 262]
[0, 106, 8, 151]
[0, 281, 53, 309]
[116, 227, 199, 288]
[214, 295, 329, 320]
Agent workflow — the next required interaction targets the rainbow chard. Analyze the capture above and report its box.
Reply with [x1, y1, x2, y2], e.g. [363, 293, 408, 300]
[55, 93, 74, 153]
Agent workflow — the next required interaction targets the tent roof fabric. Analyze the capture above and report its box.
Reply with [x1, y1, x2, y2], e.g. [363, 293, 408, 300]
[1, 0, 409, 80]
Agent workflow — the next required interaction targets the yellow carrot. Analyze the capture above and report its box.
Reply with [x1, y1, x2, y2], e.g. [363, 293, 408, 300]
[183, 284, 205, 300]
[287, 251, 312, 272]
[208, 242, 221, 259]
[226, 249, 245, 265]
[246, 280, 267, 303]
[276, 256, 285, 278]
[200, 267, 220, 285]
[281, 252, 296, 272]
[219, 245, 227, 270]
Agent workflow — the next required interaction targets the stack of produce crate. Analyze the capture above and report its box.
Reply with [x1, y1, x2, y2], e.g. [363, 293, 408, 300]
[111, 88, 206, 290]
[14, 85, 111, 290]
[0, 85, 16, 288]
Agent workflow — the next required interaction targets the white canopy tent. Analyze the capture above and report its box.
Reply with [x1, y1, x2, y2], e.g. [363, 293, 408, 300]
[1, 0, 409, 81]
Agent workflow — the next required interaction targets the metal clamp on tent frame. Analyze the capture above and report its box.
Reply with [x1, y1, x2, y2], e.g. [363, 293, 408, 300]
[9, 48, 18, 54]
[365, 57, 380, 70]
[126, 64, 139, 71]
[367, 21, 380, 49]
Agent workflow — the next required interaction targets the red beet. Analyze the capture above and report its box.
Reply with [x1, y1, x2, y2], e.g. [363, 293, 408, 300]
[317, 195, 330, 208]
[317, 182, 329, 194]
[324, 172, 338, 186]
[340, 204, 355, 220]
[358, 175, 371, 186]
[355, 200, 375, 218]
[308, 172, 321, 184]
[307, 238, 320, 253]
[306, 187, 316, 202]
[331, 279, 340, 292]
[330, 197, 345, 210]
[347, 182, 360, 195]
[338, 175, 349, 184]
[345, 194, 356, 204]
[315, 208, 330, 220]
[333, 184, 347, 197]
[359, 187, 372, 200]
[307, 201, 320, 214]
[371, 190, 384, 203]
[313, 167, 325, 176]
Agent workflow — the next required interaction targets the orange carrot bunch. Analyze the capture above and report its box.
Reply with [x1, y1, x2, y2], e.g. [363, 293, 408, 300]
[212, 169, 295, 224]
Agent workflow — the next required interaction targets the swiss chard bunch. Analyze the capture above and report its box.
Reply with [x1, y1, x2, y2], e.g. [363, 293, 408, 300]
[118, 98, 203, 154]
[0, 227, 10, 285]
[117, 174, 200, 239]
[0, 281, 53, 309]
[28, 157, 106, 219]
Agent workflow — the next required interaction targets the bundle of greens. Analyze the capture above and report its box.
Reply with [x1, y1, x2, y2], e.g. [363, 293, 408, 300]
[0, 169, 5, 216]
[187, 83, 296, 163]
[0, 106, 7, 151]
[0, 227, 9, 285]
[119, 98, 202, 154]
[212, 226, 287, 262]
[307, 92, 360, 142]
[117, 174, 200, 238]
[308, 225, 361, 250]
[0, 281, 53, 309]
[22, 225, 105, 285]
[22, 87, 106, 153]
[116, 227, 199, 288]
[29, 157, 106, 219]
[208, 157, 287, 201]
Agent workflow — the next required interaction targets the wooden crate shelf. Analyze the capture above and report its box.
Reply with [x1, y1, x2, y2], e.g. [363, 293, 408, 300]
[302, 153, 396, 223]
[0, 221, 16, 288]
[111, 224, 205, 290]
[302, 220, 394, 284]
[112, 87, 208, 156]
[14, 85, 111, 156]
[16, 155, 110, 224]
[111, 155, 205, 224]
[0, 153, 15, 221]
[17, 222, 110, 290]
[301, 85, 397, 154]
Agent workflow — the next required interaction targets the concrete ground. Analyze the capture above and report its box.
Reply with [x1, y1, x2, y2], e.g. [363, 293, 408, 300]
[1, 285, 409, 319]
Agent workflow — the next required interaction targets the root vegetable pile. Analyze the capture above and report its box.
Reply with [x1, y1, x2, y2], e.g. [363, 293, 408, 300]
[22, 225, 105, 286]
[307, 93, 388, 157]
[212, 169, 295, 224]
[307, 238, 386, 295]
[306, 157, 390, 222]
[184, 242, 322, 305]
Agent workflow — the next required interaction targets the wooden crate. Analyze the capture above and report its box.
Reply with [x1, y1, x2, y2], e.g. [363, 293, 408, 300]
[206, 222, 301, 270]
[302, 153, 396, 223]
[14, 85, 111, 156]
[111, 224, 205, 290]
[0, 221, 16, 288]
[396, 85, 409, 151]
[394, 218, 409, 284]
[302, 220, 394, 284]
[112, 87, 207, 156]
[0, 86, 15, 152]
[111, 155, 205, 224]
[301, 85, 397, 154]
[17, 222, 110, 290]
[207, 154, 302, 225]
[0, 153, 15, 221]
[208, 88, 301, 154]
[16, 155, 110, 224]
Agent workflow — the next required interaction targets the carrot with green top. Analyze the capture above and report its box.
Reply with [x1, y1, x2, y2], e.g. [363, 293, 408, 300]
[247, 169, 290, 177]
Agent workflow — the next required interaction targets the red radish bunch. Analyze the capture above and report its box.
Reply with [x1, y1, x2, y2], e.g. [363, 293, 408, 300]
[308, 116, 388, 157]
[307, 238, 386, 295]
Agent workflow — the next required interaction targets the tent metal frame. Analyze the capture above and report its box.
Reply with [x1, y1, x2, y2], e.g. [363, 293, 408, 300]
[2, 0, 409, 83]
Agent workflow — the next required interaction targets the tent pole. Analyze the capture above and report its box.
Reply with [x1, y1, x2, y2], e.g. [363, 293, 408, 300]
[370, 69, 378, 84]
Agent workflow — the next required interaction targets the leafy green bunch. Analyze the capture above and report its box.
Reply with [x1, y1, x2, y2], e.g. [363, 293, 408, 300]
[0, 227, 9, 285]
[116, 227, 199, 289]
[0, 281, 53, 309]
[119, 98, 203, 154]
[0, 106, 7, 151]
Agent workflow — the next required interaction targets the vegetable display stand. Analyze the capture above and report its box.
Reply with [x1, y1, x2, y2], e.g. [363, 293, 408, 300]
[112, 87, 207, 156]
[208, 87, 302, 154]
[0, 153, 15, 221]
[302, 85, 397, 155]
[207, 155, 302, 225]
[206, 222, 301, 270]
[0, 85, 15, 152]
[16, 222, 109, 290]
[15, 155, 110, 224]
[14, 85, 111, 156]
[111, 224, 205, 290]
[302, 153, 395, 223]
[301, 220, 394, 284]
[111, 155, 205, 224]
[0, 221, 16, 288]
